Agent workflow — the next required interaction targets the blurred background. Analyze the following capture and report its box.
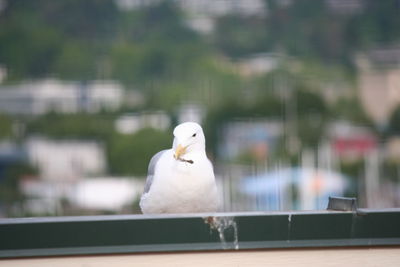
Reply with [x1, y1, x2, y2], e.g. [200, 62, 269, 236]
[0, 0, 399, 217]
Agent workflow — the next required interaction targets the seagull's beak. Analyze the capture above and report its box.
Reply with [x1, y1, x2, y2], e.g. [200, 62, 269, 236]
[174, 144, 186, 159]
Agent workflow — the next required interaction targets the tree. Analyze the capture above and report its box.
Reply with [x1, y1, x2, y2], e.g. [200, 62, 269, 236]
[214, 15, 270, 58]
[0, 15, 63, 79]
[107, 128, 171, 176]
[387, 106, 400, 135]
[0, 113, 13, 140]
[26, 113, 115, 139]
[0, 162, 38, 216]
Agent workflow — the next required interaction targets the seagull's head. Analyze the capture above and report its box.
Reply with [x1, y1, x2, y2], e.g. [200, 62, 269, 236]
[172, 122, 205, 160]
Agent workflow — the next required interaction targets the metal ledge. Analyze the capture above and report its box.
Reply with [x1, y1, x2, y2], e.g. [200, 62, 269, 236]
[1, 209, 400, 258]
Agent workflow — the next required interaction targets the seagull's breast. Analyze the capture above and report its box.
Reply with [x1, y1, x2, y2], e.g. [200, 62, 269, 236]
[142, 150, 218, 213]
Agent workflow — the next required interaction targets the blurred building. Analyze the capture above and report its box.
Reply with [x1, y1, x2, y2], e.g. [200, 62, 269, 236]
[181, 0, 266, 34]
[116, 0, 265, 16]
[218, 119, 283, 161]
[115, 111, 171, 134]
[69, 177, 143, 211]
[25, 137, 106, 181]
[240, 167, 349, 211]
[20, 176, 144, 215]
[115, 0, 162, 10]
[17, 137, 111, 215]
[0, 140, 25, 179]
[0, 79, 125, 115]
[115, 0, 266, 34]
[177, 103, 205, 124]
[235, 53, 281, 77]
[178, 0, 266, 17]
[325, 0, 364, 15]
[328, 121, 377, 162]
[356, 46, 400, 126]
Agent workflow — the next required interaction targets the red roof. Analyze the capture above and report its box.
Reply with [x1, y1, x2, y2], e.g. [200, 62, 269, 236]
[333, 136, 376, 156]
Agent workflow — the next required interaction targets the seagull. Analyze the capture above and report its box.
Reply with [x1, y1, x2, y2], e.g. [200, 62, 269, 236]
[139, 122, 219, 214]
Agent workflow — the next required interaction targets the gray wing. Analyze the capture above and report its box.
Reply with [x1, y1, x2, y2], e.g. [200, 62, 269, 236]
[143, 150, 168, 194]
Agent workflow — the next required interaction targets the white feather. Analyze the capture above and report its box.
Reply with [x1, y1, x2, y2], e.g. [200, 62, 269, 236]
[140, 122, 218, 214]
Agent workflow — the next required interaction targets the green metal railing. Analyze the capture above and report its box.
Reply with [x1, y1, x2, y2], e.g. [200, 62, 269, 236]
[1, 209, 400, 258]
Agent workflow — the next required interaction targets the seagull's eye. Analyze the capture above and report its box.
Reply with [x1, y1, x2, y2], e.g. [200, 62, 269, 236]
[192, 133, 196, 137]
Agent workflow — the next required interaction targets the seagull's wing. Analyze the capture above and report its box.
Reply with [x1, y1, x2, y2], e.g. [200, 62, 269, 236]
[143, 150, 168, 194]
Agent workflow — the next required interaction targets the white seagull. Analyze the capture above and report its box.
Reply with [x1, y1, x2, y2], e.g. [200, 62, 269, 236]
[140, 122, 219, 214]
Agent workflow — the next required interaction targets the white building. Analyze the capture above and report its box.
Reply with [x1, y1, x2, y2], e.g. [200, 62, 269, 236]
[178, 0, 266, 17]
[116, 0, 266, 16]
[69, 177, 143, 211]
[83, 81, 125, 112]
[0, 79, 125, 115]
[25, 137, 106, 181]
[115, 111, 171, 134]
[20, 176, 144, 214]
[115, 0, 161, 10]
[325, 0, 363, 15]
[235, 53, 281, 77]
[180, 0, 266, 34]
[115, 0, 266, 34]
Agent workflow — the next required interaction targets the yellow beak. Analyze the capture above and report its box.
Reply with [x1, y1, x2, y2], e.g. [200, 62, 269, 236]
[174, 144, 186, 159]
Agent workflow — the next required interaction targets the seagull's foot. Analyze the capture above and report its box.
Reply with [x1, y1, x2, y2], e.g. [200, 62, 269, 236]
[204, 216, 217, 229]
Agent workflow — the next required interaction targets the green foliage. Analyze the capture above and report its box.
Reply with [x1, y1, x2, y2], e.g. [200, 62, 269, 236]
[111, 2, 211, 88]
[1, 0, 400, 83]
[110, 42, 194, 85]
[214, 0, 400, 68]
[295, 90, 327, 116]
[387, 106, 400, 135]
[346, 0, 400, 48]
[290, 89, 329, 148]
[107, 128, 171, 176]
[214, 16, 270, 58]
[4, 0, 118, 40]
[110, 43, 141, 85]
[53, 41, 98, 80]
[330, 97, 373, 126]
[0, 162, 38, 204]
[0, 13, 63, 79]
[110, 1, 214, 89]
[381, 161, 400, 182]
[117, 1, 197, 44]
[0, 0, 118, 80]
[339, 160, 364, 179]
[0, 162, 38, 217]
[0, 113, 13, 139]
[0, 0, 208, 84]
[26, 113, 115, 139]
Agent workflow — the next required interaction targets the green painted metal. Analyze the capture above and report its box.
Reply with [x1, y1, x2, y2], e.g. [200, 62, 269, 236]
[0, 209, 399, 258]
